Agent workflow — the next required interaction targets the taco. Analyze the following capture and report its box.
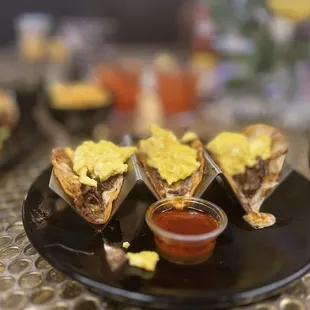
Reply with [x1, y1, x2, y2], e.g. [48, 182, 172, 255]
[137, 125, 206, 199]
[51, 140, 136, 225]
[206, 124, 288, 229]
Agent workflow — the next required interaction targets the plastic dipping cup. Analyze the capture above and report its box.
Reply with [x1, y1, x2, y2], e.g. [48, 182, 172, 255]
[145, 196, 228, 265]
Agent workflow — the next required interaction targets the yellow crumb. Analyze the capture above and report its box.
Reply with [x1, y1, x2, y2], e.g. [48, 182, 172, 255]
[181, 131, 198, 143]
[127, 251, 159, 272]
[122, 241, 130, 249]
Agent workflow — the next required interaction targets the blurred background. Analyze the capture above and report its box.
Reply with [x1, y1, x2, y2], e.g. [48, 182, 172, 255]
[1, 2, 310, 309]
[1, 0, 310, 173]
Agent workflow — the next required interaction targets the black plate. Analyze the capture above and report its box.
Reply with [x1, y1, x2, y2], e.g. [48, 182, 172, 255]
[0, 115, 45, 172]
[23, 167, 310, 309]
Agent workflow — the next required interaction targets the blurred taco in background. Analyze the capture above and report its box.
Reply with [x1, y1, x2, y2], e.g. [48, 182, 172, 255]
[0, 90, 19, 150]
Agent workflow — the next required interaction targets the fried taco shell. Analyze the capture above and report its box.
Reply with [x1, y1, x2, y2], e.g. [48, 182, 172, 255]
[51, 148, 124, 225]
[137, 138, 206, 199]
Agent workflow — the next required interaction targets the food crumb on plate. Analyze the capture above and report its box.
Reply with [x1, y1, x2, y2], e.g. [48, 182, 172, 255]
[122, 241, 130, 249]
[127, 251, 159, 272]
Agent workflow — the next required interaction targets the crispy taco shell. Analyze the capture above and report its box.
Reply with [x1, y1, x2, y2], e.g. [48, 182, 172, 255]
[209, 124, 288, 229]
[137, 139, 206, 199]
[51, 148, 124, 225]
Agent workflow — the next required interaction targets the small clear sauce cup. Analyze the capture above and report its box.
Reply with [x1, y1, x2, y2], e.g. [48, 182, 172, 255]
[145, 196, 228, 265]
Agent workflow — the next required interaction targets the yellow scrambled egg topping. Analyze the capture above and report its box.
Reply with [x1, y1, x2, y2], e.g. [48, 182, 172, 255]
[127, 251, 159, 272]
[72, 140, 136, 187]
[139, 125, 200, 185]
[180, 131, 198, 143]
[206, 132, 271, 176]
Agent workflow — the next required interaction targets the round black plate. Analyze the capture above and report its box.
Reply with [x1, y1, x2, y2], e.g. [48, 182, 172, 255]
[23, 167, 310, 309]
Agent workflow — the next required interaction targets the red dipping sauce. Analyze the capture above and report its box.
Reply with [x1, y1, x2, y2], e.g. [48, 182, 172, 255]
[145, 197, 228, 265]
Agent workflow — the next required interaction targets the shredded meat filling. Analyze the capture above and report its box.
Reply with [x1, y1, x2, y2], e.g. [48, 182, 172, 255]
[233, 157, 269, 197]
[146, 166, 191, 196]
[81, 175, 119, 205]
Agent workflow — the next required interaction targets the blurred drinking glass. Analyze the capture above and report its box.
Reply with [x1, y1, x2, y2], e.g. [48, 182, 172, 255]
[57, 17, 117, 81]
[95, 60, 141, 113]
[15, 13, 52, 62]
[155, 63, 198, 116]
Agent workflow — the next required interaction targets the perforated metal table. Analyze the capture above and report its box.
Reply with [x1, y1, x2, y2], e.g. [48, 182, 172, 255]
[1, 103, 310, 310]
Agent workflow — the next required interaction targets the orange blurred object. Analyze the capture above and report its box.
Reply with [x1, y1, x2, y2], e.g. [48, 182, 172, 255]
[156, 67, 198, 115]
[95, 63, 140, 112]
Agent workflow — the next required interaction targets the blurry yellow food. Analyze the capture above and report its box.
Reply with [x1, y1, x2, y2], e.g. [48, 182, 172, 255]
[127, 251, 159, 272]
[139, 125, 200, 185]
[267, 0, 310, 22]
[71, 140, 136, 187]
[49, 83, 110, 109]
[122, 241, 130, 249]
[206, 132, 271, 176]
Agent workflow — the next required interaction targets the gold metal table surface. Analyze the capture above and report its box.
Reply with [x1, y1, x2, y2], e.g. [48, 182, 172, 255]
[1, 101, 310, 310]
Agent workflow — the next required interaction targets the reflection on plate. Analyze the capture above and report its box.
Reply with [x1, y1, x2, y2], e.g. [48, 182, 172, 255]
[23, 166, 310, 309]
